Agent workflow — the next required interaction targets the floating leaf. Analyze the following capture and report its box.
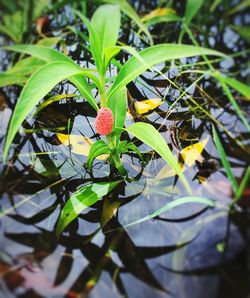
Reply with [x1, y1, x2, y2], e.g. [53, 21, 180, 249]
[180, 137, 209, 167]
[56, 181, 121, 235]
[134, 98, 162, 115]
[172, 210, 227, 271]
[57, 133, 108, 160]
[142, 7, 181, 26]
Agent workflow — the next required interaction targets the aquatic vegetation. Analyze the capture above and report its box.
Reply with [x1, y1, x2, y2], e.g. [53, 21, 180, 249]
[0, 0, 249, 296]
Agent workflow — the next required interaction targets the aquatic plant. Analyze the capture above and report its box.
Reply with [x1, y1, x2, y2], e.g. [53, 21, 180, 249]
[1, 1, 249, 235]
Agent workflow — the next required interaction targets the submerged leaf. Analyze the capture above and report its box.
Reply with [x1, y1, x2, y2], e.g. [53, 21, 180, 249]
[125, 197, 215, 228]
[56, 181, 121, 236]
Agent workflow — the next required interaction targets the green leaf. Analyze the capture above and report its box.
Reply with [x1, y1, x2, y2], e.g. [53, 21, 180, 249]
[78, 4, 120, 74]
[217, 76, 250, 131]
[226, 0, 250, 16]
[233, 166, 250, 204]
[3, 61, 92, 163]
[91, 4, 120, 53]
[104, 46, 121, 71]
[0, 73, 27, 87]
[108, 86, 127, 143]
[184, 0, 204, 25]
[36, 37, 61, 47]
[74, 10, 102, 73]
[108, 44, 226, 98]
[56, 181, 120, 236]
[108, 86, 127, 146]
[126, 122, 191, 194]
[86, 140, 111, 169]
[125, 197, 215, 228]
[7, 57, 45, 75]
[126, 142, 143, 160]
[145, 14, 181, 27]
[102, 0, 153, 45]
[212, 125, 238, 194]
[221, 76, 250, 100]
[3, 44, 70, 63]
[3, 45, 98, 110]
[230, 25, 250, 43]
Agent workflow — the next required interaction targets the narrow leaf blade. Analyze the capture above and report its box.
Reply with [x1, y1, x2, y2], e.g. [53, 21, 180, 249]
[108, 44, 226, 98]
[126, 122, 191, 194]
[56, 181, 120, 236]
[3, 62, 87, 163]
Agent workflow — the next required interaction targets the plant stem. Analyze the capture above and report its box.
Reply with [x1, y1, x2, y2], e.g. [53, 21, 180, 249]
[99, 73, 107, 107]
[107, 136, 127, 176]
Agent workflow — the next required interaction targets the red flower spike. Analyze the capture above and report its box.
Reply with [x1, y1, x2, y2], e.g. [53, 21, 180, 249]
[95, 107, 114, 135]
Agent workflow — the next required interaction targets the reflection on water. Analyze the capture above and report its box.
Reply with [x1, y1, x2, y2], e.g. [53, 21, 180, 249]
[0, 0, 249, 297]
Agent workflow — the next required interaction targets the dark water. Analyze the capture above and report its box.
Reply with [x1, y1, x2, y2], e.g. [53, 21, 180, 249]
[0, 1, 249, 297]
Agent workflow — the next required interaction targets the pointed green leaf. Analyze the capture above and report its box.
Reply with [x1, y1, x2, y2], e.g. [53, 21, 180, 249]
[3, 45, 98, 110]
[108, 44, 226, 98]
[56, 181, 121, 236]
[184, 0, 204, 25]
[91, 4, 120, 52]
[103, 0, 153, 45]
[0, 73, 27, 87]
[126, 122, 191, 194]
[3, 61, 92, 163]
[221, 76, 250, 100]
[212, 125, 238, 194]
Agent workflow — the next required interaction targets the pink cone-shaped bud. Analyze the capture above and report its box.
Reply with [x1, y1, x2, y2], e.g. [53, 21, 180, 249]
[95, 107, 114, 135]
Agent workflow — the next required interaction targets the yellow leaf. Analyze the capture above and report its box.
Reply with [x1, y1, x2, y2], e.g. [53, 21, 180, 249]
[134, 98, 162, 114]
[142, 8, 176, 22]
[56, 133, 107, 160]
[180, 137, 209, 167]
